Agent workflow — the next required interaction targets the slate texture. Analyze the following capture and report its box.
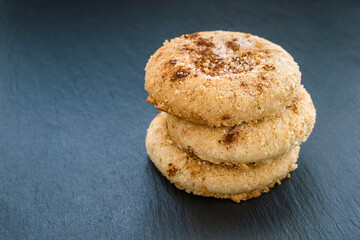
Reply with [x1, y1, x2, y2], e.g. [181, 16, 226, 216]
[0, 0, 359, 239]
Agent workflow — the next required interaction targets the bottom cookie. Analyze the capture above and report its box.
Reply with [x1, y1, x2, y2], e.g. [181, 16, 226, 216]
[175, 172, 292, 203]
[146, 113, 299, 203]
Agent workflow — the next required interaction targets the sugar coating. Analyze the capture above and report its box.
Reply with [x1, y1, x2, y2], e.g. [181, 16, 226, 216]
[166, 86, 316, 164]
[145, 31, 301, 127]
[145, 113, 299, 202]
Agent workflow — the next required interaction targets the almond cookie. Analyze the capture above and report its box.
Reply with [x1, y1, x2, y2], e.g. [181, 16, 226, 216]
[146, 113, 299, 203]
[166, 86, 315, 164]
[145, 31, 301, 127]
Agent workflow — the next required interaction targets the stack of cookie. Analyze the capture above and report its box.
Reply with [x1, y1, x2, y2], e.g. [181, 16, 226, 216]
[145, 31, 316, 203]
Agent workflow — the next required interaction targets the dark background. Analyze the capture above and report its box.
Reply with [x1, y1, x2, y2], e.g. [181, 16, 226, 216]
[0, 0, 359, 239]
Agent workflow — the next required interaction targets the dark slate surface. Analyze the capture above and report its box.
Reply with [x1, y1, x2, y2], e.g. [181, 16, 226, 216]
[0, 0, 359, 239]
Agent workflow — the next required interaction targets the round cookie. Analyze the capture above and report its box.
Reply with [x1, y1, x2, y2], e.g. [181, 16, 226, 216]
[145, 31, 301, 127]
[146, 113, 299, 203]
[166, 85, 315, 164]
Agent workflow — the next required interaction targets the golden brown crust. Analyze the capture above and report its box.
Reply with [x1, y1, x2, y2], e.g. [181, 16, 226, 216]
[145, 113, 299, 202]
[166, 86, 316, 164]
[145, 31, 301, 127]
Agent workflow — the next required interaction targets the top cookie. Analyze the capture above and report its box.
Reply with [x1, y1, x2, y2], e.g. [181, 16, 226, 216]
[145, 31, 301, 127]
